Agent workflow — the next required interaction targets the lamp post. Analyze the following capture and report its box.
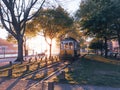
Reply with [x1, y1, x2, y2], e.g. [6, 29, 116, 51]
[1, 46, 6, 58]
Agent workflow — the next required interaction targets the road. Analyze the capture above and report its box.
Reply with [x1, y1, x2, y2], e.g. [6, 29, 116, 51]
[0, 55, 44, 67]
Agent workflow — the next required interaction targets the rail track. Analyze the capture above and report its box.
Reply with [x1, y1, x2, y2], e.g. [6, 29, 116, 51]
[24, 61, 69, 90]
[21, 62, 61, 79]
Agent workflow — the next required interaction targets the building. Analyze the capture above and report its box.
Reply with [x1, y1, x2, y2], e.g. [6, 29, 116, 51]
[107, 40, 113, 52]
[0, 38, 17, 55]
[112, 40, 120, 53]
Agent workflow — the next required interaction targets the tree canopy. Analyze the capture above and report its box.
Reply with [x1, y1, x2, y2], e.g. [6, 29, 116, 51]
[75, 0, 120, 57]
[32, 6, 73, 57]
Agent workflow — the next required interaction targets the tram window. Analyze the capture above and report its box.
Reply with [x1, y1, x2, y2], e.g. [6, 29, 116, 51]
[61, 44, 62, 49]
[64, 43, 69, 49]
[61, 42, 64, 49]
[69, 42, 73, 49]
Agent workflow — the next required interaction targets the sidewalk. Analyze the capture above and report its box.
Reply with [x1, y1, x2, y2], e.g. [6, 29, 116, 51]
[0, 77, 120, 90]
[54, 83, 120, 90]
[0, 77, 37, 90]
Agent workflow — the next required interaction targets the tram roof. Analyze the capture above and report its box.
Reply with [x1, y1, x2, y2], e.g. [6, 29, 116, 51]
[62, 37, 77, 42]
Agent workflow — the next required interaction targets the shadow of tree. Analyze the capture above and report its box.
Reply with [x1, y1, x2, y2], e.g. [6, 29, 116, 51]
[6, 77, 21, 90]
[0, 77, 11, 84]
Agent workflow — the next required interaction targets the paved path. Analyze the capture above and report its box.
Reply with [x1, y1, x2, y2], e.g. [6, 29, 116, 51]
[0, 78, 120, 90]
[0, 78, 37, 90]
[54, 83, 120, 90]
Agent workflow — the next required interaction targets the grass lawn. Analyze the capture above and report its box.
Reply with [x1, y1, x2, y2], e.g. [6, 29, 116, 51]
[55, 56, 120, 87]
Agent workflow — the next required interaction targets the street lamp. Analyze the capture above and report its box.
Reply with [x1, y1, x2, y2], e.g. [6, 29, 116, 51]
[1, 46, 7, 58]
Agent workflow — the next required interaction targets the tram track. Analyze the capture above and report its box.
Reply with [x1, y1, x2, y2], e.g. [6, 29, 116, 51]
[25, 61, 69, 90]
[20, 62, 61, 79]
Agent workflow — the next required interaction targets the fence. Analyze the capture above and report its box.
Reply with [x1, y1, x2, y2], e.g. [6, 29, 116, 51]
[0, 55, 60, 77]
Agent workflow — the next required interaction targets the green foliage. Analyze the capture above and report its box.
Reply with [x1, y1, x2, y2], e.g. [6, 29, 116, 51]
[89, 39, 104, 50]
[25, 22, 41, 38]
[32, 6, 73, 56]
[76, 0, 120, 39]
[34, 6, 73, 40]
[7, 34, 17, 43]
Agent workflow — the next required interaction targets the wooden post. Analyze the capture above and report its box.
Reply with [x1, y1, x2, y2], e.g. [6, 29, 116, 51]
[8, 68, 12, 77]
[26, 64, 29, 71]
[68, 66, 72, 72]
[51, 56, 53, 63]
[37, 62, 40, 69]
[45, 60, 47, 66]
[9, 61, 12, 66]
[41, 57, 42, 61]
[35, 57, 37, 62]
[45, 57, 47, 66]
[48, 82, 54, 90]
[55, 56, 57, 62]
[59, 71, 65, 80]
[29, 58, 32, 63]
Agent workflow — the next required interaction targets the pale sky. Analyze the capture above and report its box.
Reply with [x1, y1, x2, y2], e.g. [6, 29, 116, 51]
[57, 0, 81, 15]
[0, 29, 8, 39]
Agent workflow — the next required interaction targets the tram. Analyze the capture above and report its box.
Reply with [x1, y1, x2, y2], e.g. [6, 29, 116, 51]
[59, 37, 80, 61]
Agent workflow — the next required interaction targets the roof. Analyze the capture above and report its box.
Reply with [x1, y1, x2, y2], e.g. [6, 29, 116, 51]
[62, 37, 77, 42]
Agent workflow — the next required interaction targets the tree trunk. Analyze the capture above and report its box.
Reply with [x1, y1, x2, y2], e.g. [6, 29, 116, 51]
[104, 37, 108, 58]
[100, 48, 103, 56]
[15, 37, 24, 62]
[49, 44, 52, 58]
[100, 40, 104, 56]
[24, 36, 28, 56]
[49, 39, 52, 58]
[23, 41, 26, 56]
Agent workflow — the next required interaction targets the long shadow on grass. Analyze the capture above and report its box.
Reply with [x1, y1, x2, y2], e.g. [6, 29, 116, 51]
[67, 57, 120, 87]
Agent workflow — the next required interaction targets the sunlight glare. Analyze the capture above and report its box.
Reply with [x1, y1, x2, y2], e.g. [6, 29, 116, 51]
[27, 36, 59, 55]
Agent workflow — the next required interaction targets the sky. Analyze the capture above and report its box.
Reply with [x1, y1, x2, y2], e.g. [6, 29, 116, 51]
[0, 29, 8, 39]
[56, 0, 81, 15]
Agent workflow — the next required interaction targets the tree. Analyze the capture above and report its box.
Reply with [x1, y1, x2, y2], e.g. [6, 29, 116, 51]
[33, 6, 73, 57]
[75, 0, 120, 57]
[7, 21, 41, 56]
[0, 0, 46, 62]
[89, 39, 104, 55]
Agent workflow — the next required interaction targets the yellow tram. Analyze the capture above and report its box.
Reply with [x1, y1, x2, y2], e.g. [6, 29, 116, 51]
[59, 37, 80, 61]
